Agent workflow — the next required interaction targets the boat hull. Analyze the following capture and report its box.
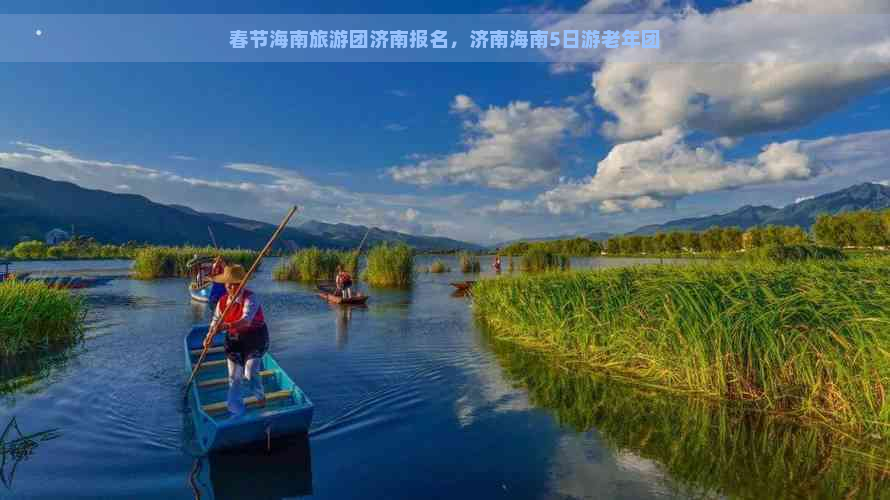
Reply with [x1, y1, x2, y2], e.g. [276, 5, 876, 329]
[184, 325, 314, 452]
[317, 289, 369, 305]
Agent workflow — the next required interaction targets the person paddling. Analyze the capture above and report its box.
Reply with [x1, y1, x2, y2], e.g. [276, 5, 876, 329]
[209, 265, 269, 415]
[493, 255, 502, 273]
[335, 265, 353, 299]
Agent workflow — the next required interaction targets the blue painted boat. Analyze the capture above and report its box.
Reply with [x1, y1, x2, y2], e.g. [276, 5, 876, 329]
[189, 282, 225, 305]
[184, 325, 314, 452]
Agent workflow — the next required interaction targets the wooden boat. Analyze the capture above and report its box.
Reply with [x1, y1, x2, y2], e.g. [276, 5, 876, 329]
[449, 281, 476, 291]
[184, 325, 314, 452]
[189, 282, 212, 303]
[316, 286, 369, 305]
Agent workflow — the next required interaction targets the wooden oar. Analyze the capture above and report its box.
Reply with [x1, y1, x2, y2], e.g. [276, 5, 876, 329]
[184, 206, 298, 395]
[208, 225, 219, 250]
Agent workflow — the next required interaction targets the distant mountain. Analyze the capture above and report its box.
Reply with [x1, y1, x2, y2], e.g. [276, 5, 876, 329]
[628, 183, 890, 235]
[0, 168, 482, 251]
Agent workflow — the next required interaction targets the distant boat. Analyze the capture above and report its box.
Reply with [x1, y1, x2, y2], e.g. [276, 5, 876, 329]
[316, 285, 369, 305]
[187, 256, 224, 306]
[184, 325, 314, 452]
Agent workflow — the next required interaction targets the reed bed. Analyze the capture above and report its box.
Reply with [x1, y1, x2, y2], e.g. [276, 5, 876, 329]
[459, 252, 481, 273]
[364, 243, 413, 287]
[273, 248, 358, 282]
[133, 246, 257, 279]
[473, 257, 890, 437]
[427, 260, 450, 273]
[520, 248, 570, 272]
[486, 335, 890, 499]
[746, 244, 847, 263]
[0, 282, 86, 356]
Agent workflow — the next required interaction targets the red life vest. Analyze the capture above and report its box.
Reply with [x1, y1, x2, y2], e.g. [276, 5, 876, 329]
[218, 290, 265, 335]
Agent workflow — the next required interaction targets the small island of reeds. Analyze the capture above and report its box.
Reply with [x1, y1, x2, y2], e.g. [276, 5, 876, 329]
[0, 281, 86, 356]
[473, 256, 890, 439]
[273, 248, 358, 282]
[364, 243, 413, 287]
[133, 246, 257, 280]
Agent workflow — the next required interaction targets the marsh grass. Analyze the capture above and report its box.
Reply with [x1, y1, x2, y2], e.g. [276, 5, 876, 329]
[273, 248, 358, 282]
[0, 282, 86, 356]
[746, 244, 847, 263]
[428, 260, 450, 273]
[473, 257, 890, 438]
[520, 248, 570, 272]
[459, 252, 481, 273]
[364, 243, 413, 287]
[486, 334, 890, 499]
[133, 246, 257, 279]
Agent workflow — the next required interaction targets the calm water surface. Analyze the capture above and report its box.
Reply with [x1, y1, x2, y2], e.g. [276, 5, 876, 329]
[2, 256, 886, 499]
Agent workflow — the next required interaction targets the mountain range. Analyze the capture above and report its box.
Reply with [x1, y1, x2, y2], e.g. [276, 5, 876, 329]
[0, 167, 483, 251]
[628, 182, 890, 235]
[3, 166, 888, 250]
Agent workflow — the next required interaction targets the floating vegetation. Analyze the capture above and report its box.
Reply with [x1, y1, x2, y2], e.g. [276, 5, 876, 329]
[474, 257, 890, 438]
[0, 282, 85, 356]
[0, 417, 61, 489]
[133, 246, 257, 280]
[273, 248, 357, 282]
[364, 243, 413, 288]
[427, 260, 450, 273]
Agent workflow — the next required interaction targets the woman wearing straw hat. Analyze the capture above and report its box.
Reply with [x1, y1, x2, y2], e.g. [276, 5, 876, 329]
[209, 265, 269, 415]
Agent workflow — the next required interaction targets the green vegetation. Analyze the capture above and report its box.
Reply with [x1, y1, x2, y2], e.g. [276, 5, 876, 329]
[520, 248, 570, 272]
[486, 335, 890, 499]
[273, 248, 358, 282]
[427, 260, 450, 273]
[364, 243, 413, 287]
[133, 246, 257, 280]
[458, 252, 481, 273]
[500, 237, 602, 257]
[604, 225, 808, 256]
[5, 237, 140, 261]
[746, 244, 847, 263]
[473, 257, 890, 438]
[0, 282, 86, 356]
[814, 209, 890, 247]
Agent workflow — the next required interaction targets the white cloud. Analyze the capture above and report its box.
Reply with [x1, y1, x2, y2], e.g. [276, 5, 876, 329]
[170, 154, 197, 161]
[384, 123, 408, 132]
[518, 127, 821, 214]
[578, 0, 890, 139]
[794, 195, 815, 203]
[115, 184, 132, 191]
[878, 180, 890, 186]
[389, 97, 583, 190]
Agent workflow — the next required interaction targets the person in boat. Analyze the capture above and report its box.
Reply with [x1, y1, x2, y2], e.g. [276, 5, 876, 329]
[207, 265, 269, 415]
[208, 256, 227, 304]
[335, 265, 353, 299]
[493, 255, 502, 273]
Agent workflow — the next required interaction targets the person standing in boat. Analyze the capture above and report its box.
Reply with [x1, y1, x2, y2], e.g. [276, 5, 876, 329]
[208, 265, 269, 415]
[335, 265, 353, 299]
[208, 256, 227, 305]
[493, 255, 502, 273]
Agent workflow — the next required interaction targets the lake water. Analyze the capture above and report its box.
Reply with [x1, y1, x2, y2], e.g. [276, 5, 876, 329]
[2, 256, 886, 499]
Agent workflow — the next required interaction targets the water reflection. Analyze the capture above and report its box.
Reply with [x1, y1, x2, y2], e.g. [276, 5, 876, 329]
[483, 330, 890, 500]
[334, 305, 352, 350]
[0, 344, 82, 401]
[189, 434, 312, 500]
[0, 417, 61, 490]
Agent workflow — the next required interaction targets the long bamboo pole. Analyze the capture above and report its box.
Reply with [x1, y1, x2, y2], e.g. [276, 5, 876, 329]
[184, 206, 298, 394]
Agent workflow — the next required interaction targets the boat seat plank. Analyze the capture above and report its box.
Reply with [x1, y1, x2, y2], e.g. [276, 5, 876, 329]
[195, 359, 227, 370]
[202, 390, 292, 415]
[197, 369, 276, 388]
[190, 346, 225, 355]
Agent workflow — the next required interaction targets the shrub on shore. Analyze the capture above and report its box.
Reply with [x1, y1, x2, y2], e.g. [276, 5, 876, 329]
[520, 248, 570, 272]
[273, 248, 358, 282]
[473, 258, 890, 437]
[364, 243, 413, 287]
[0, 282, 86, 356]
[133, 246, 257, 280]
[459, 252, 481, 273]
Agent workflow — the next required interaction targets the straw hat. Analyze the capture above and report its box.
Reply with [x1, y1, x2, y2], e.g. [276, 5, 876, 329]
[211, 265, 249, 284]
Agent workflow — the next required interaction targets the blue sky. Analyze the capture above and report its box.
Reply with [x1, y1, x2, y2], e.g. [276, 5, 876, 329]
[1, 0, 889, 243]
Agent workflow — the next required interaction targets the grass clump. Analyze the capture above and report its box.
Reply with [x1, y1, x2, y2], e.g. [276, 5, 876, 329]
[459, 252, 481, 273]
[520, 248, 570, 272]
[428, 260, 450, 273]
[133, 246, 257, 279]
[473, 257, 890, 438]
[0, 282, 86, 356]
[364, 243, 413, 287]
[273, 248, 358, 282]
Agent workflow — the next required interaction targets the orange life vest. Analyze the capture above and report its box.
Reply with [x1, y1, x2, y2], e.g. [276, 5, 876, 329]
[218, 290, 265, 335]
